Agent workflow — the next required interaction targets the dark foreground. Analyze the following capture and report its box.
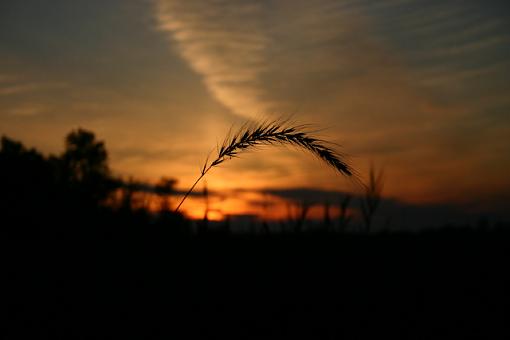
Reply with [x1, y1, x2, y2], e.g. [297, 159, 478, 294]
[3, 228, 509, 339]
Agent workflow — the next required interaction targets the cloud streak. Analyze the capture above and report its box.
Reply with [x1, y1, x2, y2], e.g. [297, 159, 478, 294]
[155, 0, 271, 119]
[0, 80, 67, 96]
[155, 0, 510, 112]
[154, 0, 373, 119]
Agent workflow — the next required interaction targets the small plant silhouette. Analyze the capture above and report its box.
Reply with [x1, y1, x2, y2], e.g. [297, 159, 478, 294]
[360, 165, 384, 232]
[338, 194, 352, 232]
[175, 119, 354, 212]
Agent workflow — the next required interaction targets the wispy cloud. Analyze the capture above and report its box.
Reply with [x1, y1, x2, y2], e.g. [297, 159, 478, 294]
[154, 0, 382, 117]
[6, 105, 47, 117]
[0, 80, 67, 96]
[0, 74, 18, 83]
[371, 1, 510, 91]
[155, 0, 271, 119]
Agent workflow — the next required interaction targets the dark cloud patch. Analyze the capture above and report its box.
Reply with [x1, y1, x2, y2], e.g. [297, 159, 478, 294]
[121, 180, 226, 200]
[262, 187, 351, 204]
[257, 187, 510, 230]
[112, 147, 190, 163]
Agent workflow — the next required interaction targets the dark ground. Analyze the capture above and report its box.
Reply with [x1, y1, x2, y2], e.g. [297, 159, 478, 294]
[3, 228, 509, 339]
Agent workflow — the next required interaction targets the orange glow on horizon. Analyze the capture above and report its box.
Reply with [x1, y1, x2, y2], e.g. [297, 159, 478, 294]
[176, 190, 358, 222]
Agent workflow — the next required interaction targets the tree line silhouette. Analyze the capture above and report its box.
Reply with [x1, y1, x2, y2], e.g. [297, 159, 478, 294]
[0, 128, 187, 239]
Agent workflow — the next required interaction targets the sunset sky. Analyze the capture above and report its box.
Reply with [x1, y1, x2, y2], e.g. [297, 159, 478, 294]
[1, 0, 509, 225]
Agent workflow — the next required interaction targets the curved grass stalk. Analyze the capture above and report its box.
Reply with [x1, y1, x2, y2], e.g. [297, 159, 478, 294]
[175, 119, 354, 213]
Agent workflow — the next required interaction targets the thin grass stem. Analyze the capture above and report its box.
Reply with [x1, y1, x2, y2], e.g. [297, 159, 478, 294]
[175, 119, 355, 213]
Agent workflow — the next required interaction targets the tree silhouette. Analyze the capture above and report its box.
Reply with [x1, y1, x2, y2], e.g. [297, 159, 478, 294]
[63, 129, 109, 181]
[62, 128, 117, 206]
